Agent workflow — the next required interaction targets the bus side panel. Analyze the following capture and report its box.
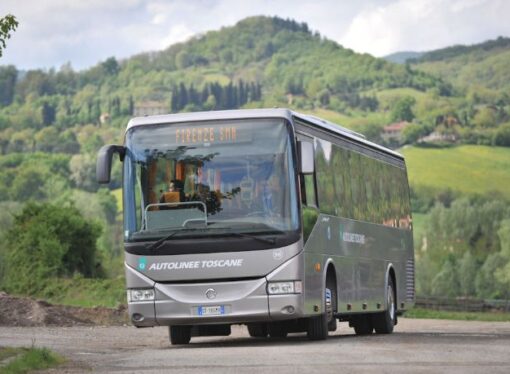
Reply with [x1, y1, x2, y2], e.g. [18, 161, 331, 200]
[303, 213, 414, 315]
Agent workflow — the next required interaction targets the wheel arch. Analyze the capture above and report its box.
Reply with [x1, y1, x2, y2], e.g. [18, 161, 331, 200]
[321, 258, 337, 312]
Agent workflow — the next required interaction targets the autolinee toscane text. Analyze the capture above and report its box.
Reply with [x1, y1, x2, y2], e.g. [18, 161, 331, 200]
[148, 259, 244, 271]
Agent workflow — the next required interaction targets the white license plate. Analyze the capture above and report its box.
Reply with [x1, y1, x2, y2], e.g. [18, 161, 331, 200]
[198, 305, 225, 316]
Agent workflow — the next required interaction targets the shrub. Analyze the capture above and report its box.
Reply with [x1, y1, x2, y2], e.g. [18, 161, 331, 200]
[1, 202, 102, 295]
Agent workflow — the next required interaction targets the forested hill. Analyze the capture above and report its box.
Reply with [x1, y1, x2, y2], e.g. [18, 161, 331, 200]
[0, 16, 449, 134]
[408, 36, 510, 92]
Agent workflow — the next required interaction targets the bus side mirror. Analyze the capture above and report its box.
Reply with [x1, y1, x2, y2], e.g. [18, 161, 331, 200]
[298, 141, 314, 174]
[96, 145, 125, 184]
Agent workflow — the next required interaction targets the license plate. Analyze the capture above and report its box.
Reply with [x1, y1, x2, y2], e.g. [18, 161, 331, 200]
[198, 305, 225, 316]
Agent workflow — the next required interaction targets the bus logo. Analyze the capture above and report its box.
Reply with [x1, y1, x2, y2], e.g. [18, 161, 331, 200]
[138, 257, 147, 270]
[206, 288, 217, 299]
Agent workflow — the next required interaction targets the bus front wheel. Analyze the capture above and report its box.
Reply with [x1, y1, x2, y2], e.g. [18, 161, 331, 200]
[169, 325, 192, 345]
[372, 277, 396, 334]
[307, 282, 334, 340]
[247, 323, 268, 338]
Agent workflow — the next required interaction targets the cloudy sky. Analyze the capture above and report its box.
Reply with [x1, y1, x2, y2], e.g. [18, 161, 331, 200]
[2, 0, 510, 70]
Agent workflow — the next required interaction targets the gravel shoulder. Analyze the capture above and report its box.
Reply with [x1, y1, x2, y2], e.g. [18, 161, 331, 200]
[1, 318, 510, 373]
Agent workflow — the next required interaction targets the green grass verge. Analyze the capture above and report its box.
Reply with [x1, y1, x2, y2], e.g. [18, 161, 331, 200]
[0, 347, 63, 374]
[404, 308, 510, 322]
[39, 276, 126, 308]
[0, 347, 22, 362]
[401, 145, 510, 199]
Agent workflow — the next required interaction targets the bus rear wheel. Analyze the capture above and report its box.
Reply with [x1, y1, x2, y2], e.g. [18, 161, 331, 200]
[169, 325, 192, 345]
[372, 277, 396, 334]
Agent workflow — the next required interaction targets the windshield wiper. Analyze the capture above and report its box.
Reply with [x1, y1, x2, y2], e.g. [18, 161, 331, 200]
[145, 228, 206, 251]
[224, 231, 276, 245]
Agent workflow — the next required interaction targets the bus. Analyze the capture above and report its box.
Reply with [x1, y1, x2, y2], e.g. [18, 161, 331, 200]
[96, 108, 414, 344]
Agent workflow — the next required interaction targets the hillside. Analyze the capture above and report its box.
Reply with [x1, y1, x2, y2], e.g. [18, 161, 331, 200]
[409, 36, 510, 92]
[383, 51, 424, 64]
[401, 145, 510, 199]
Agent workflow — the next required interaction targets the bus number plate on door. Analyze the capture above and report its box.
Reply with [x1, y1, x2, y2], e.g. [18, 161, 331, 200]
[198, 305, 225, 316]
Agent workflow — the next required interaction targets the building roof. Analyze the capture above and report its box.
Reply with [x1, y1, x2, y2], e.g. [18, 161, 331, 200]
[384, 121, 410, 132]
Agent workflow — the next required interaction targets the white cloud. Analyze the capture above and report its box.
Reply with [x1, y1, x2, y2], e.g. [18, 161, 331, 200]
[339, 0, 510, 56]
[1, 0, 509, 69]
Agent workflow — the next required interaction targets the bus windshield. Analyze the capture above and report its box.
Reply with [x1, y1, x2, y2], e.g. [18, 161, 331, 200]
[123, 119, 299, 241]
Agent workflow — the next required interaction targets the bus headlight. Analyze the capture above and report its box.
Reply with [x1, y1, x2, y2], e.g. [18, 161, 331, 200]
[128, 289, 155, 302]
[267, 281, 302, 295]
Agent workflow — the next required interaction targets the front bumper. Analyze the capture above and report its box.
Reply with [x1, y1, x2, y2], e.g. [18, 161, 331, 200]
[128, 277, 304, 326]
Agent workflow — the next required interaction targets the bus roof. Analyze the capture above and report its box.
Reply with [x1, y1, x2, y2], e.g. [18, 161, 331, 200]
[126, 108, 403, 160]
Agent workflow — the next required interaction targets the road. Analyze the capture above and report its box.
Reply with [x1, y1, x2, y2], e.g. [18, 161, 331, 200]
[1, 318, 510, 373]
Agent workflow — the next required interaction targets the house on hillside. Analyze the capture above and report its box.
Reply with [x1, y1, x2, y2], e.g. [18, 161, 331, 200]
[134, 101, 168, 116]
[419, 131, 458, 144]
[381, 121, 410, 143]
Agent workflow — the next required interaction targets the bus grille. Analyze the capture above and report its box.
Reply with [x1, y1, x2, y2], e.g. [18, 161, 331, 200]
[405, 259, 415, 301]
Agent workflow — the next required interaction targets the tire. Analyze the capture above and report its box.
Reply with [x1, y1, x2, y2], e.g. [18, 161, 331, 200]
[352, 315, 373, 335]
[327, 279, 338, 332]
[247, 323, 268, 338]
[268, 323, 288, 338]
[373, 277, 396, 334]
[169, 325, 192, 345]
[307, 276, 335, 340]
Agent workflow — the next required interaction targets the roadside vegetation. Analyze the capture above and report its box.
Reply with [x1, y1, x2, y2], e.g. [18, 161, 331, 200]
[0, 347, 63, 374]
[404, 308, 510, 322]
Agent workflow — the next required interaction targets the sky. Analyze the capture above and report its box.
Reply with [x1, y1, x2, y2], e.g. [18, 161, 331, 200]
[1, 0, 510, 71]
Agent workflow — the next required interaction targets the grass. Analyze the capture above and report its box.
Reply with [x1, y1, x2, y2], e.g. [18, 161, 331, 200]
[404, 308, 510, 322]
[401, 145, 510, 199]
[39, 276, 126, 308]
[0, 347, 63, 374]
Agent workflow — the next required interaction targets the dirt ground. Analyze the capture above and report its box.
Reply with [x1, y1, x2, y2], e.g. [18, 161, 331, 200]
[0, 292, 128, 327]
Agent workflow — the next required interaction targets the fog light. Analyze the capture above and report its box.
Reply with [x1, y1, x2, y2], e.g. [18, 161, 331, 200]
[128, 289, 155, 302]
[267, 281, 302, 295]
[132, 313, 144, 322]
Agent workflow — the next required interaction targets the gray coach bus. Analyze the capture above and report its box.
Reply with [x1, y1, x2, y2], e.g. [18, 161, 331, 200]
[97, 108, 414, 344]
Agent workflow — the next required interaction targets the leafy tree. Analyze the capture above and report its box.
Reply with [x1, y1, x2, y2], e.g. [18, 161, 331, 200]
[0, 14, 18, 57]
[9, 165, 48, 201]
[70, 154, 98, 192]
[431, 254, 460, 298]
[390, 96, 416, 122]
[458, 251, 477, 296]
[101, 57, 120, 76]
[492, 122, 510, 146]
[0, 65, 17, 106]
[401, 123, 428, 144]
[473, 107, 498, 128]
[1, 202, 102, 294]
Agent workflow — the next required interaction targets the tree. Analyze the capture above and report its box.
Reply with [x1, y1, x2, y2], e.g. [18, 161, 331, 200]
[0, 14, 18, 57]
[2, 202, 102, 294]
[401, 123, 427, 144]
[0, 65, 17, 106]
[492, 123, 510, 146]
[101, 57, 120, 76]
[390, 96, 416, 122]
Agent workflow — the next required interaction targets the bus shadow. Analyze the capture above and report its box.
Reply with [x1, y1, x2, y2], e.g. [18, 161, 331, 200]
[166, 331, 359, 350]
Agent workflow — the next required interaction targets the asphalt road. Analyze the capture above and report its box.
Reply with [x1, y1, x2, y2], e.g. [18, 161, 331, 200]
[1, 318, 510, 373]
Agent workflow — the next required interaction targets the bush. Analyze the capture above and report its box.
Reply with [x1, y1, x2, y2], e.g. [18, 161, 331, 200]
[1, 202, 102, 295]
[492, 123, 510, 146]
